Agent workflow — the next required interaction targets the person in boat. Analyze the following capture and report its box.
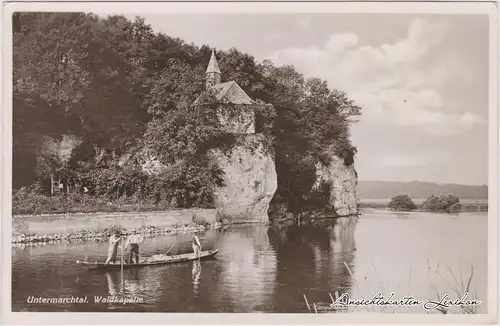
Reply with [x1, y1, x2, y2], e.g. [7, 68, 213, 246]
[105, 230, 122, 265]
[192, 232, 202, 259]
[126, 230, 144, 264]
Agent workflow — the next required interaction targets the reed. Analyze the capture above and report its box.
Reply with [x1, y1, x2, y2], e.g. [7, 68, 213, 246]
[428, 262, 478, 314]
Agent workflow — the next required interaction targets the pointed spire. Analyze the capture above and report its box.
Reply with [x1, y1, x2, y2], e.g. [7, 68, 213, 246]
[205, 49, 221, 88]
[206, 49, 221, 74]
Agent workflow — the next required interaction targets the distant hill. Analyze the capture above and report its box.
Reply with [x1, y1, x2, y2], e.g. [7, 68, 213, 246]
[357, 181, 488, 200]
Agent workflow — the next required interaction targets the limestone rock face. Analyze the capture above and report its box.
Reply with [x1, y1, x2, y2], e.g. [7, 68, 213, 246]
[314, 155, 359, 216]
[40, 135, 82, 164]
[210, 134, 277, 223]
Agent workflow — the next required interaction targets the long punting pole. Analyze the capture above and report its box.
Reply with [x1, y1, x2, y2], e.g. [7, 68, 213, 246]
[120, 238, 124, 291]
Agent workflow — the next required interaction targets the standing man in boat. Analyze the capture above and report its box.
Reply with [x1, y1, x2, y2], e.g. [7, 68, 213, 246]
[105, 230, 122, 265]
[192, 232, 202, 259]
[126, 230, 144, 264]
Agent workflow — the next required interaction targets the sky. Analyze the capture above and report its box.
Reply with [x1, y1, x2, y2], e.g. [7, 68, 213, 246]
[117, 13, 489, 185]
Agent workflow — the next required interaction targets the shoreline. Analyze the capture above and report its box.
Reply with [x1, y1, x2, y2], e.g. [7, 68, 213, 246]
[11, 209, 221, 245]
[11, 222, 223, 246]
[11, 208, 360, 245]
[359, 204, 488, 212]
[11, 202, 486, 245]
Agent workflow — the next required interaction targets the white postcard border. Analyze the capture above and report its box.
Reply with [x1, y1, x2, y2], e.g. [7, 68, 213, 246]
[1, 1, 498, 325]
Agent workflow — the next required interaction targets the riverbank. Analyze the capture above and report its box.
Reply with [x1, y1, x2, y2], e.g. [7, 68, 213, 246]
[359, 201, 488, 212]
[12, 209, 220, 245]
[11, 209, 362, 245]
[12, 199, 487, 245]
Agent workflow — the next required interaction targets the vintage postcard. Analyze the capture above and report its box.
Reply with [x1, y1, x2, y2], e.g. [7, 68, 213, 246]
[1, 1, 498, 325]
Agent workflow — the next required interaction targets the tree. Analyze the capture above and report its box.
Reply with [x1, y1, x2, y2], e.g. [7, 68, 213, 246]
[422, 194, 462, 213]
[259, 63, 361, 215]
[13, 13, 151, 187]
[388, 194, 417, 211]
[13, 12, 363, 214]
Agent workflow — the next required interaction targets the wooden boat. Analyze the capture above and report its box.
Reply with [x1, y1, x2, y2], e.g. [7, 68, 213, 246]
[76, 249, 219, 270]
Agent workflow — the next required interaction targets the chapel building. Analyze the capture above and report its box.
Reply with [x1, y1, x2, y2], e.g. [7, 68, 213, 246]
[193, 49, 255, 134]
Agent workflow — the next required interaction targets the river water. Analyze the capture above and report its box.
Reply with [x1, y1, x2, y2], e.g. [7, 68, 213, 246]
[11, 209, 488, 313]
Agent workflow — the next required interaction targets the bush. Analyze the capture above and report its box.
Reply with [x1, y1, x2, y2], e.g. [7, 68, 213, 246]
[422, 194, 462, 213]
[192, 213, 210, 228]
[12, 186, 176, 215]
[388, 194, 417, 211]
[12, 183, 53, 215]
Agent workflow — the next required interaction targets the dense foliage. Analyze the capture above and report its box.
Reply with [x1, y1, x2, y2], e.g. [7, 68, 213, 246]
[388, 194, 417, 211]
[422, 194, 462, 213]
[13, 13, 361, 215]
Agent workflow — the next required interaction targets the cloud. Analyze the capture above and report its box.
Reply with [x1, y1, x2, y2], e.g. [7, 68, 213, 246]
[266, 18, 485, 136]
[460, 112, 486, 128]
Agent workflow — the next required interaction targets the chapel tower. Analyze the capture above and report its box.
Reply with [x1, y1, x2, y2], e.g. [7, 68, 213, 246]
[205, 49, 221, 89]
[193, 48, 255, 134]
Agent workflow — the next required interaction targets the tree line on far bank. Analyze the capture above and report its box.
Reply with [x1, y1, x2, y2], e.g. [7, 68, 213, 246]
[386, 194, 487, 213]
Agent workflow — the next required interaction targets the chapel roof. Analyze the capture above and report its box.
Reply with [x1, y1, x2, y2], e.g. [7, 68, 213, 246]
[192, 49, 254, 106]
[193, 81, 254, 105]
[212, 81, 254, 105]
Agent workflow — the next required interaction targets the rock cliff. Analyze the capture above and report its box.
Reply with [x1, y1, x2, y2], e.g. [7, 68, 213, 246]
[314, 155, 359, 216]
[126, 134, 278, 223]
[210, 134, 277, 223]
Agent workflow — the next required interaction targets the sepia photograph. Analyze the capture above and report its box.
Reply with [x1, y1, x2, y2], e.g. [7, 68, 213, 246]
[2, 1, 498, 324]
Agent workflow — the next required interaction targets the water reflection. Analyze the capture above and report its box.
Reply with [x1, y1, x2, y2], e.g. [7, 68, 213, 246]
[104, 266, 146, 296]
[329, 217, 357, 254]
[267, 216, 358, 312]
[11, 218, 359, 313]
[106, 272, 119, 296]
[13, 213, 486, 313]
[215, 226, 277, 312]
[192, 260, 201, 298]
[124, 269, 145, 295]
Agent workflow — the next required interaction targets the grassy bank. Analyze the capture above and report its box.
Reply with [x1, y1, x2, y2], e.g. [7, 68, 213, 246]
[12, 187, 214, 216]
